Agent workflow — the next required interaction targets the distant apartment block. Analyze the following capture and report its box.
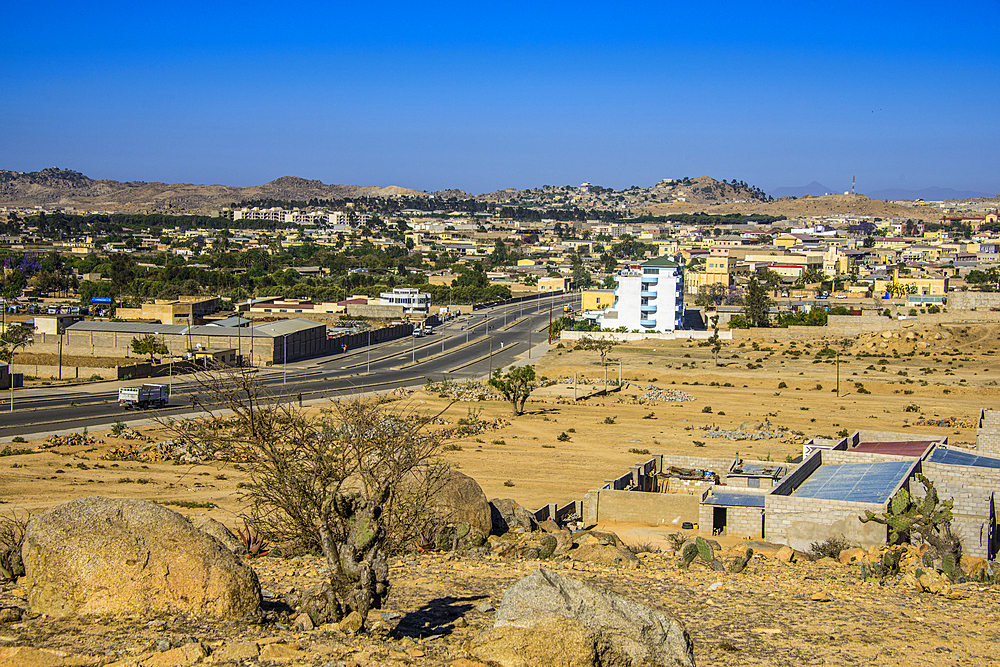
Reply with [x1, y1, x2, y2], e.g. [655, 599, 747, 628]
[379, 287, 431, 314]
[598, 257, 684, 332]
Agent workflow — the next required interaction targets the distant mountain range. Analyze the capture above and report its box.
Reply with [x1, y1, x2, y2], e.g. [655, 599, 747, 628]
[772, 182, 992, 201]
[864, 186, 992, 201]
[771, 182, 835, 198]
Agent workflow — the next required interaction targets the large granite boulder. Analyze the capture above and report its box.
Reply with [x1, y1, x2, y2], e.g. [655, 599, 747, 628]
[490, 498, 538, 534]
[194, 517, 248, 555]
[22, 497, 261, 619]
[432, 470, 493, 536]
[467, 568, 695, 667]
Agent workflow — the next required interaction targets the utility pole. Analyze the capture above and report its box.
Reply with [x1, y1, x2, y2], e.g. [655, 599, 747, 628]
[58, 331, 63, 380]
[548, 303, 553, 343]
[574, 372, 577, 401]
[283, 336, 287, 385]
[411, 330, 415, 363]
[488, 326, 493, 375]
[367, 329, 371, 374]
[836, 351, 840, 397]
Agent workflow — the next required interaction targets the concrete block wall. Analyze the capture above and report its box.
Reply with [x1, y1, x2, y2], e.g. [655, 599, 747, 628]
[978, 409, 1000, 456]
[587, 488, 700, 527]
[856, 429, 942, 444]
[921, 461, 999, 559]
[763, 495, 887, 552]
[822, 450, 922, 465]
[699, 504, 764, 539]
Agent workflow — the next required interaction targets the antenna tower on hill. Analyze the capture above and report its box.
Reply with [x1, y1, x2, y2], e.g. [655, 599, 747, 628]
[852, 175, 856, 195]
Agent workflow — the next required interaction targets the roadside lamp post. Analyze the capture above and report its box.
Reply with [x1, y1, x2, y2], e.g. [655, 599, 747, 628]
[9, 337, 32, 413]
[367, 329, 371, 374]
[412, 328, 416, 364]
[283, 336, 287, 385]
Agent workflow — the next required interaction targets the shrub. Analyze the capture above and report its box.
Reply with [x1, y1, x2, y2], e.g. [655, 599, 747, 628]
[628, 448, 650, 455]
[778, 381, 787, 389]
[809, 535, 853, 560]
[556, 432, 571, 442]
[701, 406, 713, 413]
[603, 416, 616, 424]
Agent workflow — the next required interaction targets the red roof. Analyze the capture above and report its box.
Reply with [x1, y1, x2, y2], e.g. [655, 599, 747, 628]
[851, 441, 937, 457]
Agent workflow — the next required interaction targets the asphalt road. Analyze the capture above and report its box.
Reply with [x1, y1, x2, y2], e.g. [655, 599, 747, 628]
[0, 293, 577, 438]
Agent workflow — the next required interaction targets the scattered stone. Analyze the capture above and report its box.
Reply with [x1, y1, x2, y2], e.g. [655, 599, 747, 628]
[22, 497, 261, 619]
[466, 569, 694, 667]
[429, 470, 493, 536]
[474, 601, 495, 613]
[811, 591, 832, 602]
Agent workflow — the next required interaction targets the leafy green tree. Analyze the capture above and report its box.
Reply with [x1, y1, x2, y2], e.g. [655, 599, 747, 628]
[743, 275, 772, 327]
[0, 323, 34, 368]
[488, 365, 537, 416]
[130, 334, 168, 363]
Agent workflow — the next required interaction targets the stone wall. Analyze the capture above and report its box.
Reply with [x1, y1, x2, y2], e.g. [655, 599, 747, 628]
[948, 292, 1000, 310]
[560, 330, 729, 343]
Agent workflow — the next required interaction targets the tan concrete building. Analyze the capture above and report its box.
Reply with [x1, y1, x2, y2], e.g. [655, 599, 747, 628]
[116, 297, 220, 325]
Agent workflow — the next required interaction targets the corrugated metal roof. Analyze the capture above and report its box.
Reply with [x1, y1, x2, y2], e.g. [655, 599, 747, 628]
[702, 491, 766, 508]
[791, 461, 915, 504]
[68, 318, 322, 338]
[928, 447, 1000, 470]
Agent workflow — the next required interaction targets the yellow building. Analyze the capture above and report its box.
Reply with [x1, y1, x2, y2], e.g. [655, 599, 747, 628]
[538, 276, 571, 292]
[873, 269, 948, 297]
[581, 289, 615, 310]
[516, 259, 537, 267]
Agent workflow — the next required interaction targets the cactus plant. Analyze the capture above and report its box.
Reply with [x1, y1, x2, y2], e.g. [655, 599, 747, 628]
[537, 535, 557, 560]
[696, 536, 714, 563]
[681, 543, 699, 567]
[728, 547, 753, 574]
[859, 474, 961, 562]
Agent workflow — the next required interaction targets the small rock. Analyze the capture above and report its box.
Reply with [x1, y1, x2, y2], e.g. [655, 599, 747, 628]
[293, 612, 314, 631]
[475, 601, 494, 613]
[339, 610, 365, 635]
[774, 546, 795, 563]
[0, 608, 22, 624]
[839, 548, 865, 564]
[381, 611, 402, 621]
[154, 638, 171, 652]
[144, 642, 207, 667]
[455, 617, 469, 628]
[811, 591, 832, 602]
[211, 641, 260, 662]
[258, 643, 304, 663]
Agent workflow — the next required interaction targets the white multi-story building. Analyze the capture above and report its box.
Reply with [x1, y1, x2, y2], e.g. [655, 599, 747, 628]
[379, 287, 431, 314]
[598, 257, 684, 332]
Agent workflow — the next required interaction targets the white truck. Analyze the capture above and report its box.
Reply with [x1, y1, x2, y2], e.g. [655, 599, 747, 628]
[118, 384, 170, 409]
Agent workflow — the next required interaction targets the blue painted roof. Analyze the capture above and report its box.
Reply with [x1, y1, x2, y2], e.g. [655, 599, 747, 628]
[791, 461, 915, 504]
[703, 491, 766, 507]
[928, 447, 1000, 470]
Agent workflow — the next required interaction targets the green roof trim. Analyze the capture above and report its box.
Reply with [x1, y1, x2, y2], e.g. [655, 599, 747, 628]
[640, 257, 681, 268]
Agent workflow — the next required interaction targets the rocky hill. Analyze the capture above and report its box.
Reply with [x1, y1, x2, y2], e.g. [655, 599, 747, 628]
[0, 168, 426, 213]
[0, 168, 957, 221]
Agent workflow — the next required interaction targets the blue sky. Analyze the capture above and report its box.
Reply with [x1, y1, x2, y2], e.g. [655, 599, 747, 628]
[2, 1, 997, 195]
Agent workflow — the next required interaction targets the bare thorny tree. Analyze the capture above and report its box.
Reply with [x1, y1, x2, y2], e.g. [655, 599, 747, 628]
[162, 364, 454, 630]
